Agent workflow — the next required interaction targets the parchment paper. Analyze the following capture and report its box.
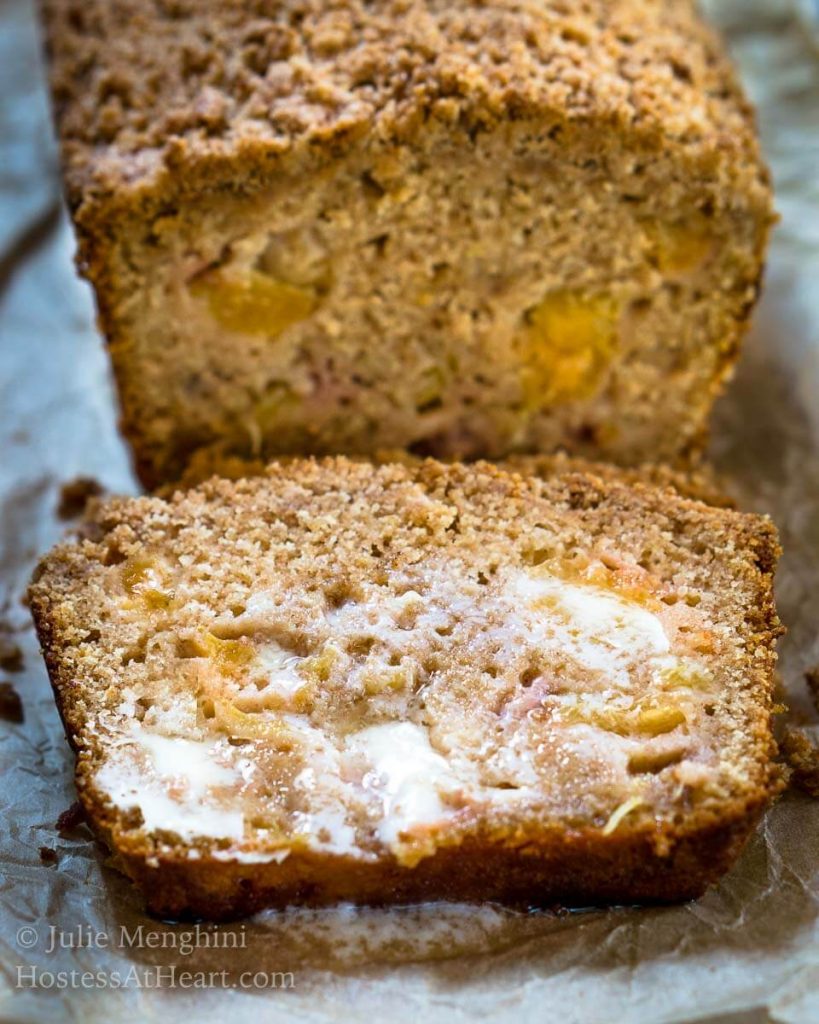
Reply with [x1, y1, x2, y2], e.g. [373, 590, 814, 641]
[1, 1, 818, 1021]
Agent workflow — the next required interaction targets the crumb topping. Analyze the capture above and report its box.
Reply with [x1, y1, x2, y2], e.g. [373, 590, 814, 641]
[43, 0, 763, 218]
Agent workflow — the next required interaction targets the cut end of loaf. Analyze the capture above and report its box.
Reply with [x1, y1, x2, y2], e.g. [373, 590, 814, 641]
[110, 119, 771, 488]
[41, 0, 773, 489]
[29, 458, 782, 917]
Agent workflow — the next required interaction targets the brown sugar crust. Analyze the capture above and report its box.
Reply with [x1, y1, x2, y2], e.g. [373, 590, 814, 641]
[29, 458, 782, 919]
[505, 452, 736, 508]
[44, 0, 767, 225]
[168, 448, 736, 508]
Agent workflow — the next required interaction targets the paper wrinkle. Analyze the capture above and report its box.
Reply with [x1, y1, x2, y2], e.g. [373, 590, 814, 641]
[1, 1, 819, 1021]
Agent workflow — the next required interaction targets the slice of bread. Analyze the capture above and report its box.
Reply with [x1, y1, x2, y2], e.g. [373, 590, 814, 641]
[42, 0, 772, 488]
[29, 458, 782, 919]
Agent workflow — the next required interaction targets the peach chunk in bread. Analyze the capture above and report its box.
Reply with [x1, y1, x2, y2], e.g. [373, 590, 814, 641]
[29, 458, 782, 919]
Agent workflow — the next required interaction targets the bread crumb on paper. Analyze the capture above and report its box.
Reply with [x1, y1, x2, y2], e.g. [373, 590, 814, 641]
[57, 477, 104, 520]
[781, 728, 819, 798]
[0, 681, 24, 723]
[0, 635, 23, 672]
[56, 801, 87, 837]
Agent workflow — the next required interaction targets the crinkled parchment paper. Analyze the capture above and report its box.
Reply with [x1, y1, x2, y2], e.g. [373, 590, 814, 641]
[1, 1, 818, 1021]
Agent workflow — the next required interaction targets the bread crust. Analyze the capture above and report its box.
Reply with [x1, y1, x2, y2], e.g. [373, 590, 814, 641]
[29, 459, 783, 920]
[43, 1, 768, 216]
[165, 449, 737, 507]
[100, 800, 771, 921]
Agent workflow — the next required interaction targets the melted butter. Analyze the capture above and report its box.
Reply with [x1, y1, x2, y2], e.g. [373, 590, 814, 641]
[509, 570, 672, 687]
[257, 641, 304, 693]
[95, 731, 246, 842]
[98, 565, 710, 860]
[290, 805, 359, 856]
[515, 572, 669, 652]
[135, 732, 237, 791]
[348, 722, 459, 848]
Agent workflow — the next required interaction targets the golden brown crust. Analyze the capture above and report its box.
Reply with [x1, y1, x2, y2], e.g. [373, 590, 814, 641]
[43, 0, 768, 226]
[109, 801, 770, 920]
[164, 448, 736, 508]
[29, 458, 782, 919]
[502, 452, 737, 508]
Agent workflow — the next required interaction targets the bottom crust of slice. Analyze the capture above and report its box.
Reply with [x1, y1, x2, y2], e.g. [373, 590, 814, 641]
[101, 800, 768, 921]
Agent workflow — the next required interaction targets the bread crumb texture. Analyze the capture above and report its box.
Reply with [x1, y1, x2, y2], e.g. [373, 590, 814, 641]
[29, 458, 782, 917]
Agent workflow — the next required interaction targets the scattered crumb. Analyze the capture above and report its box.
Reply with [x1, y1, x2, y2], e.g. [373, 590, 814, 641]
[0, 681, 24, 723]
[39, 847, 59, 866]
[772, 670, 789, 705]
[805, 665, 819, 714]
[57, 477, 103, 519]
[781, 727, 819, 797]
[57, 801, 87, 837]
[0, 636, 23, 672]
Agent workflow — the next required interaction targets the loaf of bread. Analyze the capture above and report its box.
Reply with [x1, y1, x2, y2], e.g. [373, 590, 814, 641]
[43, 1, 773, 488]
[29, 458, 782, 919]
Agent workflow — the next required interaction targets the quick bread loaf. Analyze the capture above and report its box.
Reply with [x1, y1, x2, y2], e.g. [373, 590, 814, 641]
[29, 458, 782, 918]
[42, 0, 773, 488]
